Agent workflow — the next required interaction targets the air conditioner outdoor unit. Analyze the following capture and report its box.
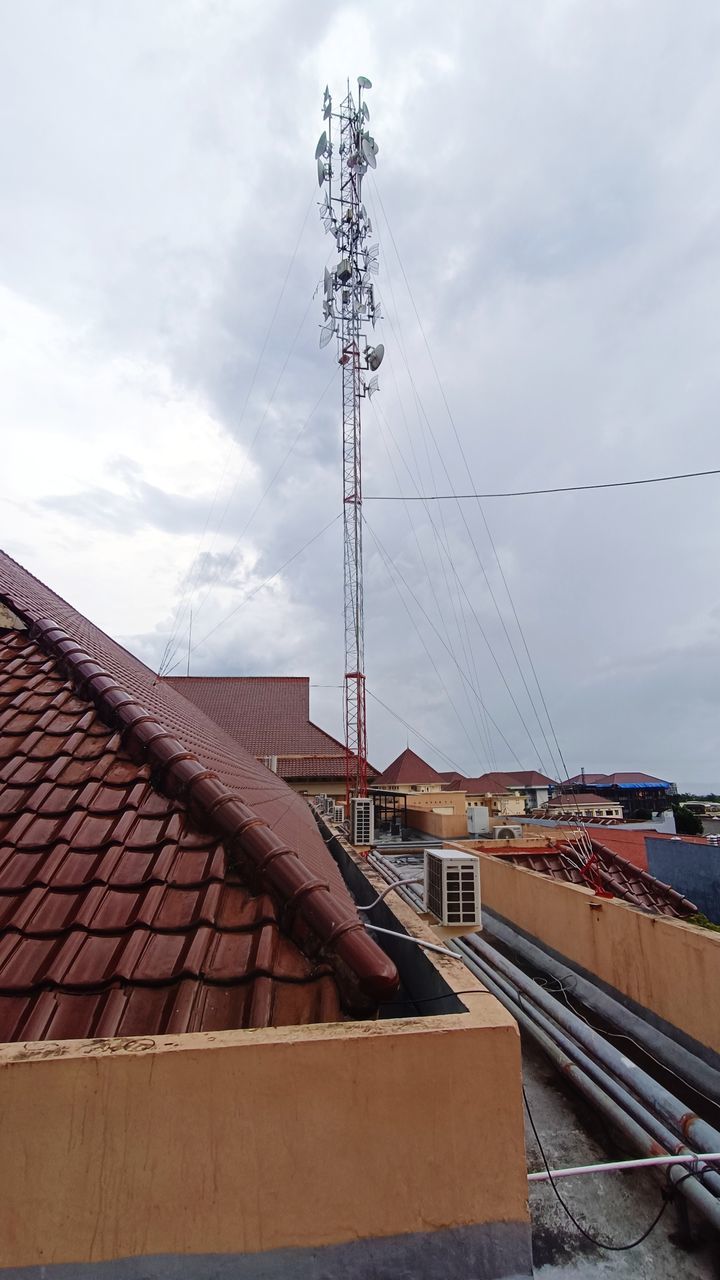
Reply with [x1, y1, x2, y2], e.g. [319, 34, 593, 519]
[333, 803, 346, 824]
[351, 796, 374, 846]
[493, 824, 523, 840]
[424, 849, 481, 929]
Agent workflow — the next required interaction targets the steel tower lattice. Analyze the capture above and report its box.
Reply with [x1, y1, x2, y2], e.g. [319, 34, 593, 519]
[316, 78, 383, 806]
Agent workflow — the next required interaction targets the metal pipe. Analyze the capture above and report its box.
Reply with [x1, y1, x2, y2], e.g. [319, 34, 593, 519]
[482, 912, 720, 1106]
[456, 943, 720, 1231]
[453, 938, 720, 1195]
[529, 1152, 720, 1184]
[464, 932, 720, 1158]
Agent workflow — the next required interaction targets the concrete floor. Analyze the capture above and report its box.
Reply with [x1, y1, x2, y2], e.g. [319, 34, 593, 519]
[522, 1034, 719, 1278]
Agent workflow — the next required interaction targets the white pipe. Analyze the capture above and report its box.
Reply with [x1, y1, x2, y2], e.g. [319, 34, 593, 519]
[528, 1151, 720, 1183]
[363, 923, 458, 958]
[357, 877, 423, 911]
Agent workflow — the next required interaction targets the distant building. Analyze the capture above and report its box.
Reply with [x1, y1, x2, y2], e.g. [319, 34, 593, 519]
[559, 771, 675, 819]
[167, 675, 368, 800]
[442, 772, 526, 818]
[546, 792, 624, 821]
[372, 747, 445, 792]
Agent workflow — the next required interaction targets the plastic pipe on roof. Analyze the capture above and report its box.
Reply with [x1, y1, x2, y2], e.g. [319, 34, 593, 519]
[462, 933, 720, 1160]
[454, 943, 720, 1232]
[453, 937, 720, 1198]
[481, 911, 720, 1107]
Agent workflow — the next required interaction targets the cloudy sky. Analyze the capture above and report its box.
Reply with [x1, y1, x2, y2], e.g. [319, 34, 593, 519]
[2, 1, 720, 791]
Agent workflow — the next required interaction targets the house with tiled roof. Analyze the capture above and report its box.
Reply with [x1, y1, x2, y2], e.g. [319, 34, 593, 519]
[373, 746, 445, 790]
[167, 675, 371, 799]
[442, 772, 526, 819]
[0, 549, 534, 1279]
[560, 770, 676, 819]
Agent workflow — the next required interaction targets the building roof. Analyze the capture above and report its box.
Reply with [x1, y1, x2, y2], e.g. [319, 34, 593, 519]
[442, 773, 511, 795]
[166, 676, 357, 782]
[562, 772, 672, 790]
[443, 770, 555, 793]
[0, 551, 397, 1042]
[373, 748, 445, 787]
[547, 792, 619, 808]
[495, 842, 697, 918]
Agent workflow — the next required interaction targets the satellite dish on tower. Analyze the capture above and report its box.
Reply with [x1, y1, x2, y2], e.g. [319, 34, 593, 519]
[317, 157, 327, 186]
[367, 343, 384, 371]
[361, 136, 377, 169]
[358, 76, 372, 89]
[315, 131, 328, 159]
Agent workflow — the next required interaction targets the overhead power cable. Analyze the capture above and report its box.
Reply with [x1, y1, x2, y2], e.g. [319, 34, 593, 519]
[365, 687, 468, 775]
[370, 182, 580, 794]
[160, 513, 341, 676]
[365, 467, 720, 501]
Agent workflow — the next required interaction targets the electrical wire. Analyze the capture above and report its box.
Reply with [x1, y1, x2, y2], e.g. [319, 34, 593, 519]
[365, 687, 468, 774]
[365, 468, 720, 501]
[160, 513, 341, 675]
[365, 516, 527, 767]
[371, 187, 588, 790]
[522, 1085, 671, 1250]
[357, 877, 424, 911]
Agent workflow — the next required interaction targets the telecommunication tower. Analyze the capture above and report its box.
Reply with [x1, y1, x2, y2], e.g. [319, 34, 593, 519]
[316, 77, 384, 807]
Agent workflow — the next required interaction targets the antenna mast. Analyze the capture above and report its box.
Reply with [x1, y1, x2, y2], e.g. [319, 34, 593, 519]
[316, 77, 384, 806]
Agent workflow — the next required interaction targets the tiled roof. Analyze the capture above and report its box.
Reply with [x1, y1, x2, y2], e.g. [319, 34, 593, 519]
[547, 792, 618, 807]
[503, 771, 556, 788]
[0, 551, 397, 1041]
[374, 748, 445, 786]
[166, 676, 362, 782]
[562, 772, 671, 788]
[495, 841, 697, 918]
[442, 772, 511, 794]
[444, 770, 555, 793]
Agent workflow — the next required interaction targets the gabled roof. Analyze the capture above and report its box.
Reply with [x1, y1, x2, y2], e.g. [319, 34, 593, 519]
[166, 676, 362, 781]
[374, 748, 445, 786]
[495, 843, 697, 918]
[442, 772, 512, 795]
[443, 770, 555, 793]
[0, 551, 397, 1042]
[547, 792, 619, 807]
[563, 772, 671, 789]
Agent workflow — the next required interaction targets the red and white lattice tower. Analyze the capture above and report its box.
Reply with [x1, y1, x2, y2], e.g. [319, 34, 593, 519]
[316, 77, 384, 807]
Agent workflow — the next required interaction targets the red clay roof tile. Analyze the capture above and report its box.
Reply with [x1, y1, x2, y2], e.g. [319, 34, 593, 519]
[0, 551, 398, 1041]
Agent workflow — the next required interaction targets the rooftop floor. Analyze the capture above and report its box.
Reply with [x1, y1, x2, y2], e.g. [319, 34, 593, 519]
[524, 1035, 717, 1278]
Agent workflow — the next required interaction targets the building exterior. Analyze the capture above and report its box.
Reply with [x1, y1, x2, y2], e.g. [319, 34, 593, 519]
[546, 792, 624, 821]
[442, 773, 527, 818]
[559, 771, 676, 819]
[167, 675, 368, 800]
[372, 747, 445, 793]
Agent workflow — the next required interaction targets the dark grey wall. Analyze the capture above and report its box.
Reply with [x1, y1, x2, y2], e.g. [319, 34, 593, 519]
[646, 837, 720, 922]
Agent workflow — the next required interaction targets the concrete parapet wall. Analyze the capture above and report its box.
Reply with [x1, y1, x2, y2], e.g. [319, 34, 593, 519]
[0, 1006, 529, 1274]
[405, 806, 468, 837]
[477, 852, 720, 1055]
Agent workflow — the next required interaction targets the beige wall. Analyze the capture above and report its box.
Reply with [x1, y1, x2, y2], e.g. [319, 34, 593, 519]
[406, 806, 468, 838]
[403, 790, 466, 814]
[0, 1002, 528, 1269]
[477, 852, 720, 1055]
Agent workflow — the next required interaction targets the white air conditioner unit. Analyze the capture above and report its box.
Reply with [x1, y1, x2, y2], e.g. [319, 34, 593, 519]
[351, 796, 374, 846]
[467, 804, 490, 837]
[424, 849, 481, 929]
[333, 803, 346, 824]
[493, 824, 523, 840]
